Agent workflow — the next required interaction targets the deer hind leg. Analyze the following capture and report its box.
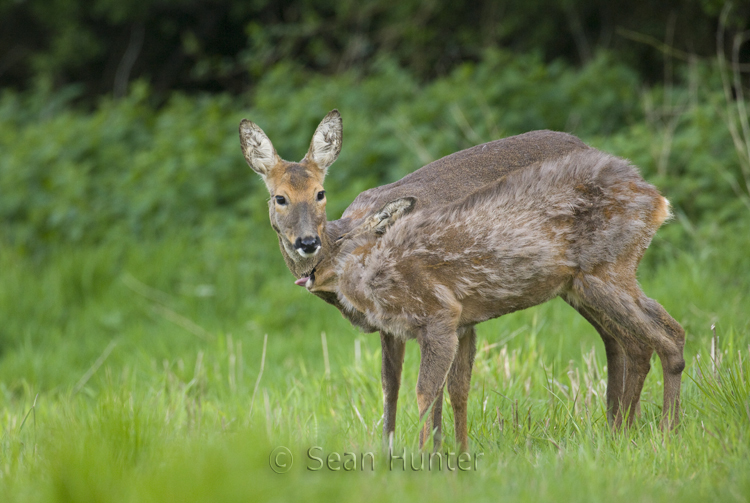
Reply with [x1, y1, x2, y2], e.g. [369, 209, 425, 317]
[621, 339, 653, 422]
[566, 300, 654, 428]
[565, 300, 626, 426]
[640, 297, 685, 430]
[416, 325, 459, 451]
[432, 386, 445, 450]
[571, 274, 685, 430]
[381, 332, 406, 451]
[446, 326, 476, 453]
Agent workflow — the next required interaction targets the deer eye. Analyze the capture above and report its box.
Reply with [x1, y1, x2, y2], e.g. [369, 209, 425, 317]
[316, 190, 326, 202]
[275, 195, 287, 205]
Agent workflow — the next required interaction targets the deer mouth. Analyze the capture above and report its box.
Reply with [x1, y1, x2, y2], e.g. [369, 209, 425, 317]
[294, 268, 316, 288]
[295, 247, 320, 258]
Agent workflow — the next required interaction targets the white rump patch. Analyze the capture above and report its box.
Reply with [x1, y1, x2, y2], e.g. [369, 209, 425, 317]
[663, 197, 673, 218]
[654, 196, 673, 226]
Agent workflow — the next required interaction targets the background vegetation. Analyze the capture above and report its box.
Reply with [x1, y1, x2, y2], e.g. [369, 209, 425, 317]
[1, 1, 749, 502]
[1, 0, 748, 98]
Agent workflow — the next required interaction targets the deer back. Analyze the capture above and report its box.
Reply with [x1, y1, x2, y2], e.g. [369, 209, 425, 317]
[341, 130, 588, 221]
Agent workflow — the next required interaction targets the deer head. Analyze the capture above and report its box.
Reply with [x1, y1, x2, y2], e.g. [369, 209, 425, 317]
[239, 110, 343, 261]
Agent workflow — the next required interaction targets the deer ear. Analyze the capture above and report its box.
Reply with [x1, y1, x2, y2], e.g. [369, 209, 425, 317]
[370, 197, 416, 235]
[303, 110, 342, 174]
[239, 119, 280, 177]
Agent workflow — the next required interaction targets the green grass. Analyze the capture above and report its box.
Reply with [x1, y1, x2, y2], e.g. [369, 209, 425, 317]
[0, 213, 748, 502]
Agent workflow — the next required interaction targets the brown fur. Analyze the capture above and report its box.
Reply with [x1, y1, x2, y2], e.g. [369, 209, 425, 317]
[239, 111, 685, 453]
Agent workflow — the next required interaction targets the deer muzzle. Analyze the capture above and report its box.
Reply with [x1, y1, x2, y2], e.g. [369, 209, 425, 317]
[294, 235, 321, 257]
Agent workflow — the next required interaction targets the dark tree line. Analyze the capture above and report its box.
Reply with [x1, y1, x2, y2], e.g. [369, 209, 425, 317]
[0, 0, 748, 100]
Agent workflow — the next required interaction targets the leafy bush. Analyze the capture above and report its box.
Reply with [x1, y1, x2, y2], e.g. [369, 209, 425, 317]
[1, 51, 747, 253]
[2, 0, 744, 99]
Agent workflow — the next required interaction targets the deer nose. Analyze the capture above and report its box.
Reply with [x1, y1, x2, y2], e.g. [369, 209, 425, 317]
[294, 236, 321, 256]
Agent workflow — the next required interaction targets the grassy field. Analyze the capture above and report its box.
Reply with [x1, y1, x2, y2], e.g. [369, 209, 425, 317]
[1, 49, 750, 500]
[0, 203, 748, 501]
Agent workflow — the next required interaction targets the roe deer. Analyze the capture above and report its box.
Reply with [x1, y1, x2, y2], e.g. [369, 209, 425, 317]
[238, 110, 685, 452]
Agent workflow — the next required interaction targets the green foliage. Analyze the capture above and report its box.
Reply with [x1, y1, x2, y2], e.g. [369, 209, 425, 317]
[1, 0, 747, 98]
[0, 83, 255, 248]
[1, 52, 748, 252]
